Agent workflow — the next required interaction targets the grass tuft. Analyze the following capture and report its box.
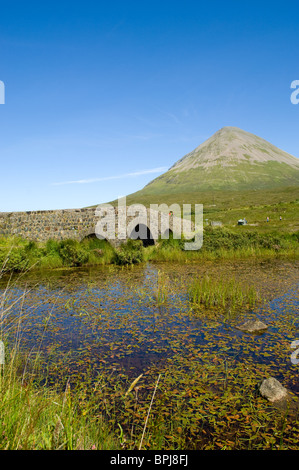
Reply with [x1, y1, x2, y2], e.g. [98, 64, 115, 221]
[188, 275, 259, 311]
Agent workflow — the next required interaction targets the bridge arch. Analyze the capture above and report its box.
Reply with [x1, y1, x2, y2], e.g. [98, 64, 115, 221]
[81, 231, 97, 241]
[80, 230, 116, 248]
[128, 223, 155, 247]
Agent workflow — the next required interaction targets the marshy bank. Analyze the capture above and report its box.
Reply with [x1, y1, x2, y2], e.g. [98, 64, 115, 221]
[0, 226, 298, 274]
[0, 257, 298, 450]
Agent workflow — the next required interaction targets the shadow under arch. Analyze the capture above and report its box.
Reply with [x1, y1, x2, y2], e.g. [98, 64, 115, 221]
[129, 223, 155, 247]
[80, 231, 114, 248]
[81, 232, 98, 241]
[161, 228, 173, 239]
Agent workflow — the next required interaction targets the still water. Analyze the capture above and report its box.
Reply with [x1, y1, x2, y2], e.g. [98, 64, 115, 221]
[0, 259, 298, 392]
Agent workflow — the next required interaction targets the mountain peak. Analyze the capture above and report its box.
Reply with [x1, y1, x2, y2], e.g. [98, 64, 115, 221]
[170, 127, 298, 172]
[138, 127, 299, 194]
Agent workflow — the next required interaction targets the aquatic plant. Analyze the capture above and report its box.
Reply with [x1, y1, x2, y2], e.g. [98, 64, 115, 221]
[188, 275, 259, 311]
[153, 271, 170, 305]
[0, 259, 298, 450]
[0, 279, 117, 450]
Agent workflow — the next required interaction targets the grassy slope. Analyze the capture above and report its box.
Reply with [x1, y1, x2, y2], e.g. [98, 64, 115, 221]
[140, 161, 299, 194]
[112, 186, 299, 233]
[108, 126, 299, 233]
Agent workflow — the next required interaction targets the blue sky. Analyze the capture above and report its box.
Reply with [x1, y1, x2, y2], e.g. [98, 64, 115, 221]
[0, 0, 298, 211]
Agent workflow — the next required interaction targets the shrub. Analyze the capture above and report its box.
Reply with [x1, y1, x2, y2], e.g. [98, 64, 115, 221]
[201, 227, 290, 252]
[57, 240, 89, 267]
[0, 246, 29, 272]
[44, 239, 61, 256]
[80, 237, 115, 263]
[113, 239, 144, 265]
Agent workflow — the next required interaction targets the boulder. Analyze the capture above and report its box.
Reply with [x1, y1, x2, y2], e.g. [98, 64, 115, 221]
[236, 319, 268, 334]
[259, 377, 289, 403]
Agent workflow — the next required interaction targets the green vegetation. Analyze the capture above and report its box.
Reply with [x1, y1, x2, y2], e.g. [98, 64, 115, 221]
[0, 236, 115, 273]
[199, 226, 298, 252]
[1, 259, 298, 450]
[5, 340, 298, 450]
[188, 275, 259, 311]
[94, 359, 299, 450]
[136, 161, 299, 194]
[123, 127, 299, 196]
[0, 225, 297, 274]
[146, 227, 298, 263]
[154, 270, 170, 305]
[113, 239, 144, 265]
[121, 187, 299, 232]
[0, 345, 118, 450]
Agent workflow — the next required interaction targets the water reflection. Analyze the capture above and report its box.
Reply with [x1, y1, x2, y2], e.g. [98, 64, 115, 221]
[0, 260, 298, 391]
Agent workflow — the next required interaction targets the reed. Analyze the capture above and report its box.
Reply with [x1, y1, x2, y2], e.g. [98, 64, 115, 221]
[188, 275, 259, 311]
[0, 279, 118, 450]
[139, 373, 161, 450]
[0, 356, 118, 449]
[154, 271, 170, 305]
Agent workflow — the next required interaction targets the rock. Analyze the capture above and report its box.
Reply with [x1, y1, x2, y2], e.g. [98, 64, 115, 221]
[236, 319, 268, 334]
[259, 377, 289, 403]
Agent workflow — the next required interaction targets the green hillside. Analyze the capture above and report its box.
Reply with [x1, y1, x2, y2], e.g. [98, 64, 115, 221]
[111, 127, 299, 232]
[134, 127, 299, 195]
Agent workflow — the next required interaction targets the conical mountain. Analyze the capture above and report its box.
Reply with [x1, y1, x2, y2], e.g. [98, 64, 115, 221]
[131, 127, 299, 198]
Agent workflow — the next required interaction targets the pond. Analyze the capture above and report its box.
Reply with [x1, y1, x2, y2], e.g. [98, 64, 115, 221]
[1, 258, 299, 449]
[1, 258, 298, 393]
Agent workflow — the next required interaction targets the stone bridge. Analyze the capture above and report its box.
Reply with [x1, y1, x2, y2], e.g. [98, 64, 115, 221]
[0, 204, 201, 249]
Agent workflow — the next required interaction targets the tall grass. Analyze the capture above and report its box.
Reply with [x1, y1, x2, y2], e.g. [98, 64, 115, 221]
[0, 236, 116, 273]
[0, 274, 118, 450]
[0, 226, 298, 274]
[0, 354, 118, 449]
[154, 271, 169, 305]
[147, 227, 298, 263]
[188, 275, 259, 311]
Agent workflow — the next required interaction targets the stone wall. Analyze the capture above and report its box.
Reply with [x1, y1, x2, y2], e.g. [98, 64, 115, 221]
[0, 206, 196, 247]
[0, 208, 98, 242]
